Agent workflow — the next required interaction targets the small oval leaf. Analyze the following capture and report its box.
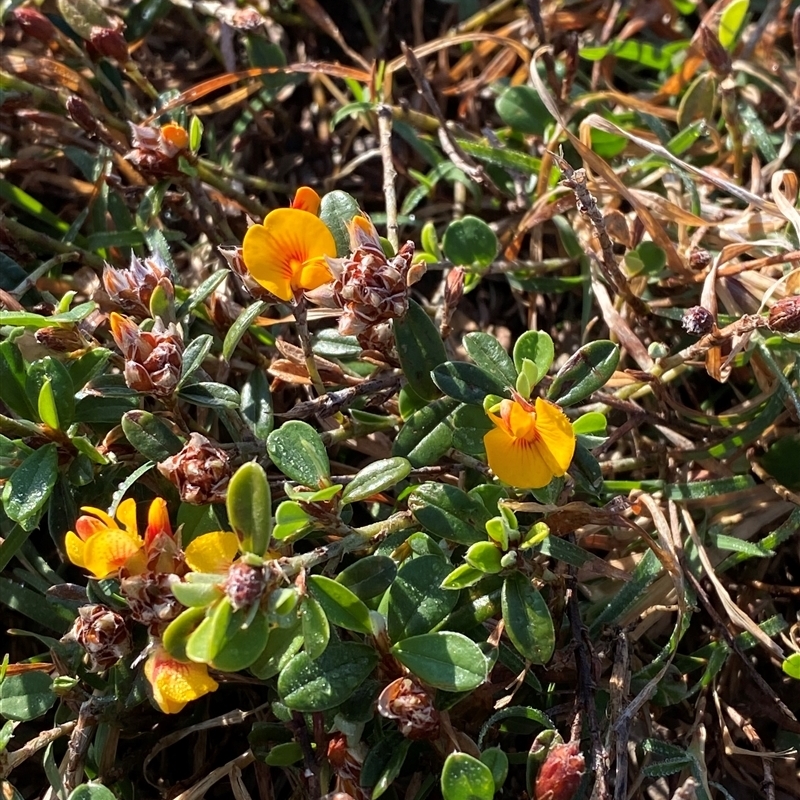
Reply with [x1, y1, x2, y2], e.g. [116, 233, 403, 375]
[441, 752, 496, 800]
[267, 420, 330, 487]
[308, 574, 373, 634]
[393, 300, 447, 401]
[391, 632, 487, 692]
[227, 461, 272, 555]
[432, 361, 509, 405]
[443, 216, 498, 269]
[341, 457, 411, 504]
[501, 572, 554, 665]
[547, 340, 620, 407]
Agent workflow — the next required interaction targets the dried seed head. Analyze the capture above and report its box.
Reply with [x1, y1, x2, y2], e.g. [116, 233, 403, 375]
[534, 741, 585, 800]
[103, 254, 174, 318]
[326, 733, 367, 800]
[688, 248, 712, 270]
[224, 562, 266, 610]
[768, 296, 800, 334]
[13, 7, 56, 43]
[109, 313, 183, 396]
[377, 677, 441, 740]
[34, 326, 85, 353]
[157, 433, 231, 504]
[127, 122, 189, 176]
[329, 216, 417, 336]
[64, 604, 131, 671]
[681, 305, 715, 337]
[89, 25, 129, 63]
[119, 571, 183, 634]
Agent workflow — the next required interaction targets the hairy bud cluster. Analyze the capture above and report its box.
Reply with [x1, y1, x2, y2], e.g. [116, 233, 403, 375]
[158, 433, 232, 504]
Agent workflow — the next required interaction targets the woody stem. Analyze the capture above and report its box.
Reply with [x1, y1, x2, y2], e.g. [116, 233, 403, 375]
[292, 295, 326, 396]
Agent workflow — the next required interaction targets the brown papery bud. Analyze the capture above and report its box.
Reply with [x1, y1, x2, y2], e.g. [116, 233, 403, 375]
[66, 96, 98, 135]
[89, 25, 129, 63]
[700, 24, 731, 77]
[13, 7, 56, 43]
[109, 313, 183, 396]
[688, 248, 712, 270]
[768, 296, 800, 334]
[34, 326, 84, 353]
[377, 677, 440, 740]
[103, 254, 174, 318]
[64, 604, 131, 672]
[681, 305, 715, 337]
[158, 433, 231, 504]
[534, 741, 585, 800]
[120, 571, 183, 634]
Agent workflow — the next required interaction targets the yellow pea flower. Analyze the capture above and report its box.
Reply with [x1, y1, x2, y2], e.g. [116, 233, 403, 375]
[65, 498, 172, 579]
[242, 187, 336, 302]
[144, 645, 218, 714]
[484, 396, 576, 489]
[184, 531, 240, 574]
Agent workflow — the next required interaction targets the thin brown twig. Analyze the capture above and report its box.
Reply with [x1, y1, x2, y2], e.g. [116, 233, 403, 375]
[402, 42, 500, 194]
[377, 104, 399, 251]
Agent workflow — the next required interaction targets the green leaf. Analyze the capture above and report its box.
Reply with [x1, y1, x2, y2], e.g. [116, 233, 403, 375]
[0, 672, 55, 721]
[443, 216, 498, 269]
[178, 381, 240, 409]
[301, 595, 330, 659]
[579, 39, 689, 68]
[336, 555, 397, 600]
[185, 598, 233, 664]
[308, 575, 373, 634]
[341, 457, 411, 503]
[121, 410, 183, 461]
[719, 0, 748, 49]
[37, 379, 59, 430]
[319, 190, 361, 257]
[477, 705, 554, 749]
[441, 752, 496, 800]
[222, 301, 268, 362]
[0, 341, 34, 418]
[547, 340, 620, 406]
[463, 332, 517, 388]
[57, 0, 112, 38]
[409, 483, 488, 546]
[370, 738, 412, 799]
[382, 555, 459, 642]
[501, 572, 554, 665]
[250, 618, 303, 679]
[392, 397, 458, 467]
[227, 461, 272, 556]
[178, 333, 213, 389]
[451, 404, 493, 457]
[241, 369, 273, 440]
[170, 575, 224, 608]
[391, 632, 487, 692]
[394, 300, 447, 401]
[263, 741, 303, 766]
[495, 85, 550, 136]
[2, 444, 58, 529]
[465, 542, 503, 574]
[572, 411, 607, 435]
[68, 784, 119, 800]
[441, 563, 485, 590]
[267, 420, 330, 487]
[278, 640, 378, 711]
[480, 748, 508, 790]
[272, 500, 313, 541]
[432, 362, 509, 405]
[513, 331, 554, 385]
[212, 608, 270, 672]
[27, 357, 75, 428]
[176, 269, 230, 316]
[782, 653, 800, 680]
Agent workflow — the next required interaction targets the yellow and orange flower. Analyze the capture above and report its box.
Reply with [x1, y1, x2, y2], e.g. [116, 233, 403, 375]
[183, 530, 240, 574]
[484, 396, 576, 489]
[144, 645, 218, 713]
[242, 187, 336, 302]
[65, 498, 173, 579]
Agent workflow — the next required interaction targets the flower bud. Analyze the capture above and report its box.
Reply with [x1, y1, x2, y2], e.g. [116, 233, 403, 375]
[681, 305, 715, 337]
[688, 248, 712, 270]
[89, 25, 129, 63]
[126, 122, 189, 176]
[768, 296, 800, 334]
[224, 562, 265, 610]
[66, 96, 98, 135]
[34, 326, 84, 353]
[157, 433, 232, 504]
[377, 677, 440, 740]
[13, 7, 56, 43]
[534, 741, 585, 800]
[700, 24, 731, 77]
[119, 571, 183, 634]
[109, 313, 183, 396]
[63, 604, 132, 672]
[103, 254, 174, 318]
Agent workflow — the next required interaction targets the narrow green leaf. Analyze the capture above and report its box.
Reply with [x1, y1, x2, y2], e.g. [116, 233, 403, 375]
[227, 461, 272, 556]
[241, 369, 273, 440]
[2, 444, 58, 528]
[0, 340, 34, 418]
[501, 572, 555, 665]
[547, 340, 620, 406]
[301, 595, 330, 659]
[222, 301, 268, 362]
[393, 300, 447, 401]
[341, 457, 411, 503]
[178, 333, 213, 389]
[177, 382, 240, 409]
[308, 575, 373, 634]
[121, 410, 183, 461]
[392, 397, 458, 467]
[432, 362, 508, 405]
[336, 556, 397, 600]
